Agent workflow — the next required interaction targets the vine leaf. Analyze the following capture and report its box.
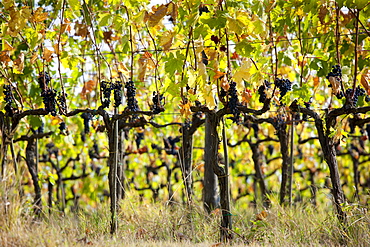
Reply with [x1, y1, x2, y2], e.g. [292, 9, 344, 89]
[148, 4, 167, 27]
[360, 69, 370, 95]
[42, 48, 54, 62]
[160, 31, 174, 51]
[13, 52, 24, 74]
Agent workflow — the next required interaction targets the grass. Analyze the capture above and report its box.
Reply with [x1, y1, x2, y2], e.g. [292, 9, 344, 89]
[1, 187, 370, 246]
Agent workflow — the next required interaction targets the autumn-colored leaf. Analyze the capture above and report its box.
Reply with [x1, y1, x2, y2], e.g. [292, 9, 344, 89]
[166, 2, 178, 23]
[328, 76, 341, 95]
[42, 48, 54, 62]
[179, 101, 192, 118]
[138, 146, 148, 154]
[241, 88, 252, 105]
[148, 4, 167, 27]
[360, 70, 370, 95]
[213, 70, 226, 80]
[313, 76, 320, 89]
[138, 56, 148, 82]
[256, 210, 268, 221]
[103, 30, 113, 43]
[13, 52, 24, 74]
[0, 51, 12, 64]
[159, 31, 174, 51]
[75, 23, 89, 37]
[32, 7, 48, 22]
[318, 5, 328, 25]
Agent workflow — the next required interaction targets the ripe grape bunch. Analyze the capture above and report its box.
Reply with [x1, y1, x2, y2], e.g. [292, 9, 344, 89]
[326, 65, 344, 99]
[38, 72, 57, 116]
[346, 86, 365, 106]
[113, 81, 122, 108]
[101, 81, 112, 108]
[41, 88, 57, 116]
[3, 84, 15, 116]
[57, 92, 67, 114]
[228, 81, 240, 123]
[257, 80, 271, 103]
[152, 92, 165, 114]
[125, 80, 139, 111]
[81, 112, 93, 134]
[275, 78, 292, 100]
[38, 72, 50, 90]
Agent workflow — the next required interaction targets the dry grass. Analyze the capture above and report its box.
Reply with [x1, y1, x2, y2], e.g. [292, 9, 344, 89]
[1, 187, 370, 247]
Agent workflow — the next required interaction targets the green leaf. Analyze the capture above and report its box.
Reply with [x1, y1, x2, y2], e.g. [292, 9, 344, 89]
[28, 115, 42, 129]
[235, 40, 253, 57]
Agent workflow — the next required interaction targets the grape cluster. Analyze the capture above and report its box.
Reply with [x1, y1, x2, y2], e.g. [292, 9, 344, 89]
[38, 72, 51, 90]
[326, 65, 342, 78]
[345, 86, 365, 106]
[113, 81, 122, 108]
[258, 80, 271, 104]
[152, 92, 165, 114]
[59, 122, 66, 132]
[228, 81, 240, 123]
[57, 92, 67, 114]
[3, 84, 15, 116]
[366, 95, 370, 102]
[101, 81, 112, 108]
[326, 65, 344, 99]
[275, 78, 292, 100]
[41, 88, 57, 116]
[81, 112, 93, 134]
[125, 80, 139, 111]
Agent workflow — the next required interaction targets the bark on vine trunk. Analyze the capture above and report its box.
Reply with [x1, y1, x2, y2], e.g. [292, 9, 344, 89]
[108, 119, 119, 234]
[203, 113, 220, 213]
[249, 142, 270, 208]
[320, 137, 347, 223]
[180, 124, 194, 204]
[276, 123, 290, 205]
[25, 138, 42, 216]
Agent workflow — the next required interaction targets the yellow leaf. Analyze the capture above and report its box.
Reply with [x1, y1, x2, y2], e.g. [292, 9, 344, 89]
[159, 31, 174, 51]
[51, 116, 63, 125]
[297, 8, 304, 17]
[30, 52, 38, 64]
[13, 52, 24, 74]
[138, 56, 148, 82]
[42, 48, 54, 62]
[201, 84, 216, 110]
[166, 2, 178, 23]
[3, 40, 15, 52]
[179, 101, 192, 118]
[233, 59, 251, 85]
